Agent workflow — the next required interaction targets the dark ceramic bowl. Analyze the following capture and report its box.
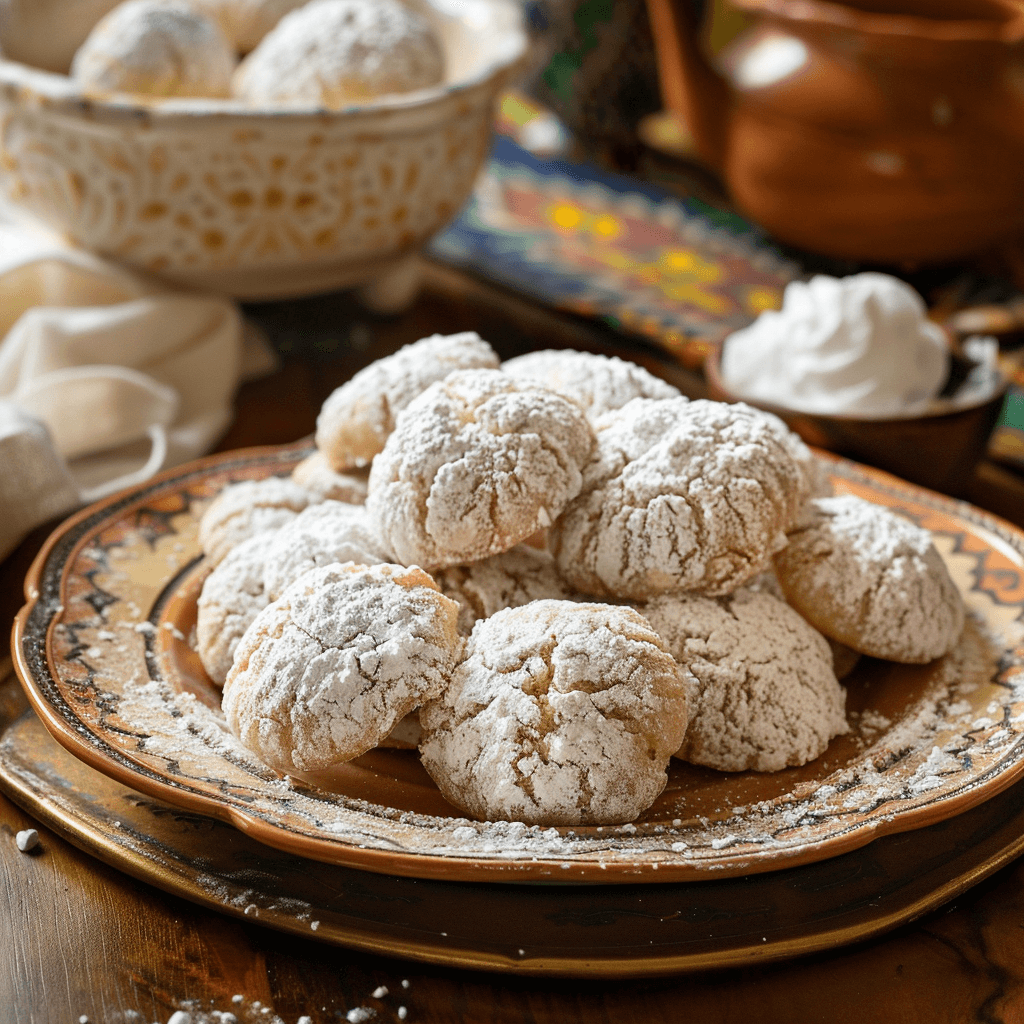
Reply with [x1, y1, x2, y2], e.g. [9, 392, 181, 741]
[704, 345, 1007, 494]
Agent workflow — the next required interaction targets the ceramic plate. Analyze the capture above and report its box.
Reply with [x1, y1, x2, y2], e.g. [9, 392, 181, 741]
[13, 443, 1024, 884]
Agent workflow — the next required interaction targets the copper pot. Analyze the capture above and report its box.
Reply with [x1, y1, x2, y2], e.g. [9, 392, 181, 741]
[645, 0, 1024, 263]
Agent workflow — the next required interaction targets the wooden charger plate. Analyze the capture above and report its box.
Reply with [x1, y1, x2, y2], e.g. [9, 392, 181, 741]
[11, 443, 1024, 886]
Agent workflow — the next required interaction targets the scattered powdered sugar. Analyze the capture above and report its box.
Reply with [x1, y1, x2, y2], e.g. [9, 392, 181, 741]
[367, 370, 596, 569]
[642, 588, 848, 771]
[550, 398, 805, 599]
[316, 333, 498, 471]
[223, 563, 461, 771]
[501, 349, 682, 422]
[775, 495, 966, 663]
[106, 992, 351, 1023]
[419, 600, 690, 825]
[233, 0, 445, 107]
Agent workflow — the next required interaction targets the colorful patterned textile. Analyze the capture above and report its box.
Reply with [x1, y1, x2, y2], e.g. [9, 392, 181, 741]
[429, 136, 799, 370]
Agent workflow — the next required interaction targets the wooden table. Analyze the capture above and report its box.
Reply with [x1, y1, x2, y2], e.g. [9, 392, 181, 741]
[4, 263, 1024, 1024]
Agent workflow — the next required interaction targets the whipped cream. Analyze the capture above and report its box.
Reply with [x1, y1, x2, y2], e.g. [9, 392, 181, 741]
[720, 273, 949, 417]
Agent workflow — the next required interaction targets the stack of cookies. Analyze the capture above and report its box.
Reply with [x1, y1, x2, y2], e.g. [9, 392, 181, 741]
[195, 333, 966, 826]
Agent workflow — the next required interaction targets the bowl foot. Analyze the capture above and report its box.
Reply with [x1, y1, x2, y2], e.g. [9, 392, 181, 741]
[356, 253, 423, 315]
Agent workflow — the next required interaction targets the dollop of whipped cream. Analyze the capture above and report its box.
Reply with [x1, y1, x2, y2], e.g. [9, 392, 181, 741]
[720, 273, 949, 417]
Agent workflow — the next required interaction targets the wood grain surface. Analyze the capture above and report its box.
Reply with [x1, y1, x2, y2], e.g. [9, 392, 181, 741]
[3, 262, 1024, 1023]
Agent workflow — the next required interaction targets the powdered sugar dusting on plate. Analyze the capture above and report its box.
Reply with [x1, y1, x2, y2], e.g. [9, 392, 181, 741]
[28, 448, 1024, 881]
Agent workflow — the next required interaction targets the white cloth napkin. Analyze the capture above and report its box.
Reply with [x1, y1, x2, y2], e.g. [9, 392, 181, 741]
[0, 213, 270, 561]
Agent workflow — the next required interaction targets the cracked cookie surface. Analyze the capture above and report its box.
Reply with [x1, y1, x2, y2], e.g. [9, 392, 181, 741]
[502, 349, 681, 422]
[433, 545, 577, 635]
[223, 562, 461, 772]
[419, 599, 690, 825]
[773, 495, 965, 663]
[315, 332, 499, 471]
[199, 476, 320, 566]
[549, 398, 805, 600]
[366, 369, 596, 570]
[643, 588, 848, 771]
[262, 500, 392, 600]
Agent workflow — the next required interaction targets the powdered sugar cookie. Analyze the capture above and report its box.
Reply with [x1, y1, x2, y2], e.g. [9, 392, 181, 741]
[758, 409, 834, 509]
[224, 562, 461, 772]
[196, 533, 270, 686]
[502, 349, 681, 421]
[189, 0, 306, 52]
[262, 500, 392, 600]
[549, 398, 805, 600]
[773, 495, 965, 663]
[643, 588, 848, 772]
[419, 600, 690, 825]
[315, 332, 499, 471]
[291, 451, 368, 504]
[433, 545, 577, 635]
[198, 476, 319, 566]
[232, 0, 444, 107]
[72, 0, 236, 98]
[367, 369, 595, 570]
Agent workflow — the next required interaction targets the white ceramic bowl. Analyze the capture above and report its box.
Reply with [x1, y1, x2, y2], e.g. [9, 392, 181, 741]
[0, 0, 527, 300]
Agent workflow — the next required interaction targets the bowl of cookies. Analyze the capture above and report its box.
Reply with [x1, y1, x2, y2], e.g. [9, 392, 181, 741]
[0, 0, 527, 300]
[15, 335, 1024, 885]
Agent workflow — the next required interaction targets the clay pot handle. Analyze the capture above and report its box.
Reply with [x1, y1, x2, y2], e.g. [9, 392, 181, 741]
[644, 0, 732, 168]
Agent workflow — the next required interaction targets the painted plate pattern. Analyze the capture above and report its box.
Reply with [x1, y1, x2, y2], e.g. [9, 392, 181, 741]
[13, 443, 1024, 884]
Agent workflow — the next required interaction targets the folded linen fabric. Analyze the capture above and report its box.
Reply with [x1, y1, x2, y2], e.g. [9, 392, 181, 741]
[0, 213, 252, 561]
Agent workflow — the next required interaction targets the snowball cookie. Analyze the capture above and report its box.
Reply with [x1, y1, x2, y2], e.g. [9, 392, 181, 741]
[232, 0, 445, 107]
[291, 451, 368, 504]
[71, 0, 236, 98]
[549, 399, 806, 600]
[419, 600, 691, 825]
[198, 476, 320, 567]
[643, 588, 848, 772]
[196, 533, 270, 686]
[316, 332, 500, 471]
[367, 369, 596, 570]
[189, 0, 306, 53]
[502, 349, 682, 422]
[773, 495, 965, 664]
[224, 562, 461, 772]
[262, 500, 392, 600]
[758, 408, 834, 510]
[433, 545, 577, 635]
